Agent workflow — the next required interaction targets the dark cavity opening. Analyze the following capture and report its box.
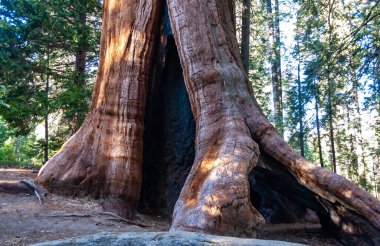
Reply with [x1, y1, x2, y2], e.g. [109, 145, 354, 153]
[140, 4, 195, 215]
[140, 1, 307, 223]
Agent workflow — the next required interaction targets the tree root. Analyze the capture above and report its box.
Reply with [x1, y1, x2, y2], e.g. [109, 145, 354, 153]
[20, 179, 45, 204]
[41, 211, 151, 228]
[99, 212, 151, 227]
[0, 179, 45, 204]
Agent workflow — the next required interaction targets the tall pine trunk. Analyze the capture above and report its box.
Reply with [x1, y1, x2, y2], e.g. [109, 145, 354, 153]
[296, 41, 304, 157]
[327, 1, 337, 173]
[327, 76, 337, 173]
[266, 0, 283, 135]
[44, 54, 50, 164]
[36, 0, 380, 244]
[71, 4, 88, 134]
[314, 80, 324, 167]
[352, 76, 367, 189]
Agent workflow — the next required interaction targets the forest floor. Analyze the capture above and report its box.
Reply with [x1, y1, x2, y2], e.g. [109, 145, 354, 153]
[0, 168, 341, 246]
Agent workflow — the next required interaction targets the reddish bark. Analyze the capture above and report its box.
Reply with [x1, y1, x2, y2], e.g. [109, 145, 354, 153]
[167, 0, 264, 237]
[167, 0, 379, 243]
[36, 0, 380, 244]
[37, 0, 161, 219]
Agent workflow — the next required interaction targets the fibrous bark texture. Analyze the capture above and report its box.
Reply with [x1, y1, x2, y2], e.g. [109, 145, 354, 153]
[36, 0, 380, 245]
[167, 0, 380, 244]
[167, 0, 265, 237]
[37, 0, 161, 219]
[140, 34, 195, 215]
[241, 0, 251, 74]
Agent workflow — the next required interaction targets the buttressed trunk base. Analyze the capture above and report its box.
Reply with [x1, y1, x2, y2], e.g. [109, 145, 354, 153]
[37, 0, 161, 219]
[36, 0, 380, 245]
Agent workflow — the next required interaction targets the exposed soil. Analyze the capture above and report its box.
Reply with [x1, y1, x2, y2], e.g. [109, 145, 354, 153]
[0, 168, 341, 245]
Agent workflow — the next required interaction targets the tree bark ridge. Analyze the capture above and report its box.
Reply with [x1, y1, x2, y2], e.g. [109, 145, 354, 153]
[35, 0, 380, 244]
[36, 0, 161, 219]
[167, 0, 380, 243]
[167, 0, 265, 236]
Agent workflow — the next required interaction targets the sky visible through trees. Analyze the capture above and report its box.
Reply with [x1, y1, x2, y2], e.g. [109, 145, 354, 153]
[0, 0, 379, 198]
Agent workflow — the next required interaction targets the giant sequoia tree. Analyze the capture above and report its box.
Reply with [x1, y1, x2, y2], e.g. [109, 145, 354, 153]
[36, 0, 380, 245]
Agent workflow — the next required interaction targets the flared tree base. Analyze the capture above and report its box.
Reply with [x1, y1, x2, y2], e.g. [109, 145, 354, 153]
[36, 0, 380, 244]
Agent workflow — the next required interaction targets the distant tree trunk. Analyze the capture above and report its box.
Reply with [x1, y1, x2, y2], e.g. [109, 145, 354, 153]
[241, 0, 250, 74]
[37, 0, 380, 244]
[327, 77, 337, 173]
[44, 55, 50, 164]
[326, 1, 337, 173]
[352, 77, 367, 189]
[71, 4, 88, 134]
[44, 111, 48, 164]
[347, 106, 356, 181]
[314, 80, 324, 167]
[296, 42, 304, 157]
[375, 45, 380, 198]
[273, 0, 282, 109]
[266, 0, 283, 135]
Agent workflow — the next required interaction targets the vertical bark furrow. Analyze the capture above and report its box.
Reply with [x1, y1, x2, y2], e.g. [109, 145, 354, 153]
[168, 0, 264, 237]
[168, 0, 379, 242]
[241, 0, 251, 74]
[35, 1, 380, 244]
[37, 0, 161, 219]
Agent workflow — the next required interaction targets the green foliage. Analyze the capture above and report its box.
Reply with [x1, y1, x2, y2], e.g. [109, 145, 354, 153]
[0, 0, 379, 197]
[283, 0, 380, 195]
[0, 0, 101, 159]
[0, 0, 100, 132]
[0, 130, 43, 167]
[237, 0, 379, 195]
[0, 160, 42, 169]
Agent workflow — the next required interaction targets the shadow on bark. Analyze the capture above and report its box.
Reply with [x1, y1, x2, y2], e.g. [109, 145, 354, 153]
[34, 0, 380, 245]
[140, 36, 195, 215]
[139, 4, 379, 243]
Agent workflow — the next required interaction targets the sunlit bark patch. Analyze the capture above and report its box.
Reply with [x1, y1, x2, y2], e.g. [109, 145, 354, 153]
[34, 0, 380, 244]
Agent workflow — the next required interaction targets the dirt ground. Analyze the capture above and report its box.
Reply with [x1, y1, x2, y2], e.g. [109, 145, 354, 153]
[0, 168, 341, 245]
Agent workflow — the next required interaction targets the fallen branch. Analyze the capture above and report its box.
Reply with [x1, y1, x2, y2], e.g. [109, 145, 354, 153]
[0, 180, 45, 205]
[20, 179, 45, 204]
[46, 213, 92, 218]
[43, 211, 151, 228]
[99, 212, 151, 228]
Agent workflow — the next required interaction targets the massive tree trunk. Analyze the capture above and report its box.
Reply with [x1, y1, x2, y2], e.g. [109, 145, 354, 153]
[36, 0, 380, 245]
[37, 0, 161, 218]
[168, 0, 265, 236]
